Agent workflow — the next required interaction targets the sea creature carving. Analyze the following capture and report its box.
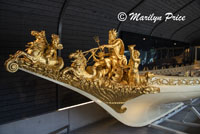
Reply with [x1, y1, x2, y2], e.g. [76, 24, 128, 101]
[61, 50, 97, 79]
[5, 29, 160, 113]
[5, 30, 64, 73]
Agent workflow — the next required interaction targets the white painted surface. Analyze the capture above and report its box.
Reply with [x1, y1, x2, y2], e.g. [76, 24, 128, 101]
[17, 68, 200, 127]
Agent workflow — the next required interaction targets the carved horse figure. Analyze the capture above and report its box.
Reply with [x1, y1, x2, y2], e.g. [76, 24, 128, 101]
[62, 50, 97, 79]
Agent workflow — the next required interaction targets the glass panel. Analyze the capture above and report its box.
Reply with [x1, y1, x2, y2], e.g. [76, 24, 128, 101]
[197, 48, 200, 60]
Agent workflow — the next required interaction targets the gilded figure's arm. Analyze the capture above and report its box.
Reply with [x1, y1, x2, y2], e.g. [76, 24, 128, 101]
[91, 52, 99, 62]
[101, 41, 120, 49]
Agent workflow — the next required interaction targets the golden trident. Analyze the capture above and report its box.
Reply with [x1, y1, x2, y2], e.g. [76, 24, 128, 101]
[93, 36, 100, 46]
[93, 36, 103, 52]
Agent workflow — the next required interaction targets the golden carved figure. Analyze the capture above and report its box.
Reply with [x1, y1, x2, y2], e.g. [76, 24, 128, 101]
[5, 29, 160, 113]
[90, 51, 110, 78]
[62, 50, 97, 79]
[25, 30, 47, 57]
[5, 31, 64, 73]
[99, 29, 127, 81]
[127, 45, 141, 86]
[46, 34, 63, 61]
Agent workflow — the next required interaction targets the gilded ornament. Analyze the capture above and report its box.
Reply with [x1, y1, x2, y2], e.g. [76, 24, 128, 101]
[5, 29, 160, 113]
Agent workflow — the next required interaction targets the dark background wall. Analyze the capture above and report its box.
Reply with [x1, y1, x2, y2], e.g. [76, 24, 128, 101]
[1, 0, 200, 125]
[0, 0, 90, 125]
[120, 31, 190, 51]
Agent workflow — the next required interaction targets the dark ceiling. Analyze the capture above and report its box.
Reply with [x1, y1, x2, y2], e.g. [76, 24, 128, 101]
[1, 0, 200, 55]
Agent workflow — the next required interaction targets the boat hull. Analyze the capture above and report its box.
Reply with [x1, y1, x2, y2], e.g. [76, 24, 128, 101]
[20, 68, 200, 127]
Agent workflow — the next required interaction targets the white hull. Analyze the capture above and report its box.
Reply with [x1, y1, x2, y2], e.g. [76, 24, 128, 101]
[20, 68, 200, 127]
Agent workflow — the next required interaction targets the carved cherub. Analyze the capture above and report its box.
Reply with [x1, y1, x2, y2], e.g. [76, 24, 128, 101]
[45, 34, 63, 61]
[91, 51, 111, 78]
[128, 45, 141, 86]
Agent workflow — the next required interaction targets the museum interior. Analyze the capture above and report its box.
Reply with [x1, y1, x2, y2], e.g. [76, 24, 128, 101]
[1, 0, 200, 134]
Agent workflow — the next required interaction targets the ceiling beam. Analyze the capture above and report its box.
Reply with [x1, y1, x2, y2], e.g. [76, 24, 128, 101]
[57, 0, 70, 44]
[57, 0, 70, 57]
[184, 28, 200, 42]
[117, 0, 145, 35]
[149, 0, 194, 36]
[170, 16, 200, 40]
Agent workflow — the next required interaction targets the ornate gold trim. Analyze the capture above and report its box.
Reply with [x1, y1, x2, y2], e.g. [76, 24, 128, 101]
[5, 30, 160, 113]
[149, 77, 200, 85]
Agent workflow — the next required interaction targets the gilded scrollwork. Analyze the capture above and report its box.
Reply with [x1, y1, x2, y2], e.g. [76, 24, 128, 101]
[149, 77, 200, 85]
[5, 29, 160, 113]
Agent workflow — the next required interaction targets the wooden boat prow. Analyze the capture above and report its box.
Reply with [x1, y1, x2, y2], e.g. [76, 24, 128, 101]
[4, 30, 200, 127]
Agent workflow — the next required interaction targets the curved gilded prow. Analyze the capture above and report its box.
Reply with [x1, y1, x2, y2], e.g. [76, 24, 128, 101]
[4, 30, 200, 127]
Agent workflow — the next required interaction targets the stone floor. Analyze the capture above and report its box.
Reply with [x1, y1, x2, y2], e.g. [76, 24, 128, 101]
[69, 99, 200, 134]
[69, 117, 165, 134]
